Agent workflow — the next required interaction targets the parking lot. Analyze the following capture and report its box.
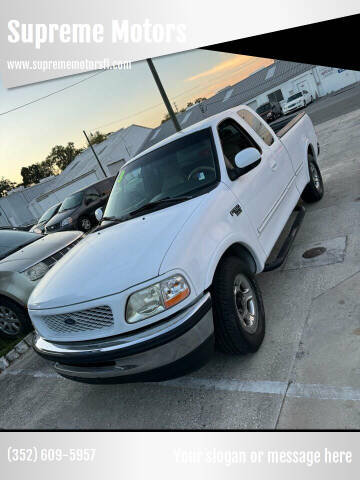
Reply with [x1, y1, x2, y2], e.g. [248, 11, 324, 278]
[0, 86, 360, 430]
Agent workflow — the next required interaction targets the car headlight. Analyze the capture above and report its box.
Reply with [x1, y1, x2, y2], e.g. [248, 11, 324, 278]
[61, 217, 73, 227]
[126, 274, 190, 324]
[22, 262, 49, 282]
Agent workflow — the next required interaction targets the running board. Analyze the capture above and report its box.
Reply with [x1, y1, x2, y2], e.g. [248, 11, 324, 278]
[263, 205, 306, 272]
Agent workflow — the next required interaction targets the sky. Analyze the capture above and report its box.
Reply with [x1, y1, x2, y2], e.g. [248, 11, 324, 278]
[0, 50, 273, 183]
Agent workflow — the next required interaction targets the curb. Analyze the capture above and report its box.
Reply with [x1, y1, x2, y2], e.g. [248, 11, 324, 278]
[0, 332, 35, 375]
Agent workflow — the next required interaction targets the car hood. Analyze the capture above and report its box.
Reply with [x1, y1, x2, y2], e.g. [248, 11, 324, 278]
[29, 196, 205, 309]
[45, 209, 77, 227]
[0, 231, 83, 273]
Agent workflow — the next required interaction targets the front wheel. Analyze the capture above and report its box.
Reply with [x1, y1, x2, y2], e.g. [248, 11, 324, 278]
[301, 156, 324, 203]
[0, 297, 32, 339]
[212, 257, 265, 354]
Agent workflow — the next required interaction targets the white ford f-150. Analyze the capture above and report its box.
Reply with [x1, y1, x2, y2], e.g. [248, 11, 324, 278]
[28, 105, 323, 383]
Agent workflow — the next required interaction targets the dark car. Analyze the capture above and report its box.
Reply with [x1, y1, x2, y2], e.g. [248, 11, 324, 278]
[44, 176, 116, 234]
[0, 229, 83, 338]
[256, 101, 282, 123]
[29, 202, 61, 234]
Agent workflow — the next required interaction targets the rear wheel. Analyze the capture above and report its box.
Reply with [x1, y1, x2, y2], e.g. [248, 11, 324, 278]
[212, 257, 265, 354]
[301, 155, 324, 203]
[0, 297, 32, 339]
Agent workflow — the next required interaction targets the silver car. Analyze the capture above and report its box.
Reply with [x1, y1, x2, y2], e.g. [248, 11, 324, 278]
[0, 229, 83, 338]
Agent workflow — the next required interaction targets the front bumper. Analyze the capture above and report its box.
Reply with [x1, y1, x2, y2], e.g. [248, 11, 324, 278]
[283, 103, 304, 115]
[34, 293, 214, 383]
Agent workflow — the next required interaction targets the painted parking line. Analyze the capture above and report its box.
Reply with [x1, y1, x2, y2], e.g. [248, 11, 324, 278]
[3, 368, 360, 402]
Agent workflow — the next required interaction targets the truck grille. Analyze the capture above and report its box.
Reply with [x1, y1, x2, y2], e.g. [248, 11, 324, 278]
[41, 306, 114, 334]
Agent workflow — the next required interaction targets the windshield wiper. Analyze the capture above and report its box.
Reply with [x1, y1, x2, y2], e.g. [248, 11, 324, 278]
[93, 215, 132, 232]
[126, 195, 194, 217]
[95, 196, 193, 232]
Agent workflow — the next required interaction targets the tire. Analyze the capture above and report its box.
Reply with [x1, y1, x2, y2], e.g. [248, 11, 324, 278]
[0, 297, 33, 339]
[301, 155, 324, 203]
[78, 216, 93, 232]
[212, 256, 265, 354]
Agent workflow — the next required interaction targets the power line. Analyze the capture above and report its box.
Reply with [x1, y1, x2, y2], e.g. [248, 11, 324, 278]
[0, 70, 107, 116]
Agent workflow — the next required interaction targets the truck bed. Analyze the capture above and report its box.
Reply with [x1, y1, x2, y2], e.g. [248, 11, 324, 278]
[271, 111, 306, 138]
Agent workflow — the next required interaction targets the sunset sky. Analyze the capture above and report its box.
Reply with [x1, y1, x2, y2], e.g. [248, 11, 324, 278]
[0, 50, 273, 183]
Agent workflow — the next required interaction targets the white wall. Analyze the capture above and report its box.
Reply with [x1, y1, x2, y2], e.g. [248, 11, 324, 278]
[245, 67, 360, 112]
[314, 66, 360, 96]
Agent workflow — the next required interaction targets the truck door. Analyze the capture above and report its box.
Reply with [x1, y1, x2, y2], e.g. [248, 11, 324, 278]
[217, 112, 297, 257]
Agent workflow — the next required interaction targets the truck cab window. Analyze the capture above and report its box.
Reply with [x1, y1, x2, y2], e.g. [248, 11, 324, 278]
[237, 109, 274, 146]
[218, 118, 260, 181]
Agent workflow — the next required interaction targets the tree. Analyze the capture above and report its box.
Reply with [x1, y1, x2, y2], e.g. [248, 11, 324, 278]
[161, 113, 171, 124]
[88, 131, 109, 145]
[46, 142, 84, 172]
[0, 177, 16, 197]
[194, 97, 207, 104]
[21, 164, 44, 187]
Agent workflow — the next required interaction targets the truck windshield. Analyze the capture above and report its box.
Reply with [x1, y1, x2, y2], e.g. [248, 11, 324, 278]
[104, 127, 219, 219]
[287, 93, 303, 102]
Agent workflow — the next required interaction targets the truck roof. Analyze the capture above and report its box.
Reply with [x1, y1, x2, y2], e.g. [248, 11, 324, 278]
[130, 104, 250, 164]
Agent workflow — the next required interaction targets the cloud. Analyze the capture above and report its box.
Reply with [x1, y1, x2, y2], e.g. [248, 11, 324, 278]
[186, 56, 274, 101]
[186, 55, 262, 82]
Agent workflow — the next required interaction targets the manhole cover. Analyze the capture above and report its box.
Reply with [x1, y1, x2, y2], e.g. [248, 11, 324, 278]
[302, 246, 327, 259]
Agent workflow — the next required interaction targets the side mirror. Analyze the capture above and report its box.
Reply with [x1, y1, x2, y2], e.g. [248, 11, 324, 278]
[95, 208, 103, 223]
[234, 147, 261, 173]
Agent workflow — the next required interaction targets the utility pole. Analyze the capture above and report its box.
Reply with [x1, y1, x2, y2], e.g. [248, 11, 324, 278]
[146, 58, 181, 132]
[83, 130, 107, 178]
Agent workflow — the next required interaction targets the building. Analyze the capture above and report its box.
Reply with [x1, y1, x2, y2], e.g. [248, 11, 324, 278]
[137, 60, 360, 153]
[0, 176, 57, 227]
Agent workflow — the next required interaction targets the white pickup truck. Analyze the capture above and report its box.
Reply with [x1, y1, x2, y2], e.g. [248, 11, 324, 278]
[28, 106, 323, 383]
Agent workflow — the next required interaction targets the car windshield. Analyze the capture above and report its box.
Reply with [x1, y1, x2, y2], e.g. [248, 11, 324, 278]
[104, 127, 219, 220]
[0, 230, 41, 260]
[256, 103, 271, 114]
[287, 93, 303, 102]
[38, 204, 59, 223]
[59, 191, 84, 212]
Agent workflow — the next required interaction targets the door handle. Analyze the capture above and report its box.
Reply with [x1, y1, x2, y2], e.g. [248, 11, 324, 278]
[270, 160, 278, 171]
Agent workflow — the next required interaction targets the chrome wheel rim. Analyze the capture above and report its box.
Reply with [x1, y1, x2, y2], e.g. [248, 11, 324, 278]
[0, 306, 21, 335]
[233, 274, 258, 334]
[81, 218, 92, 230]
[310, 162, 321, 190]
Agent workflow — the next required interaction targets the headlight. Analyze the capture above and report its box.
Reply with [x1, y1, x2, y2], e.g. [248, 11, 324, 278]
[23, 262, 49, 282]
[126, 274, 190, 324]
[61, 217, 73, 227]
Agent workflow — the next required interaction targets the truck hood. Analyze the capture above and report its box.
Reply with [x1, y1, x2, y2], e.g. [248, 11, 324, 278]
[29, 196, 205, 309]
